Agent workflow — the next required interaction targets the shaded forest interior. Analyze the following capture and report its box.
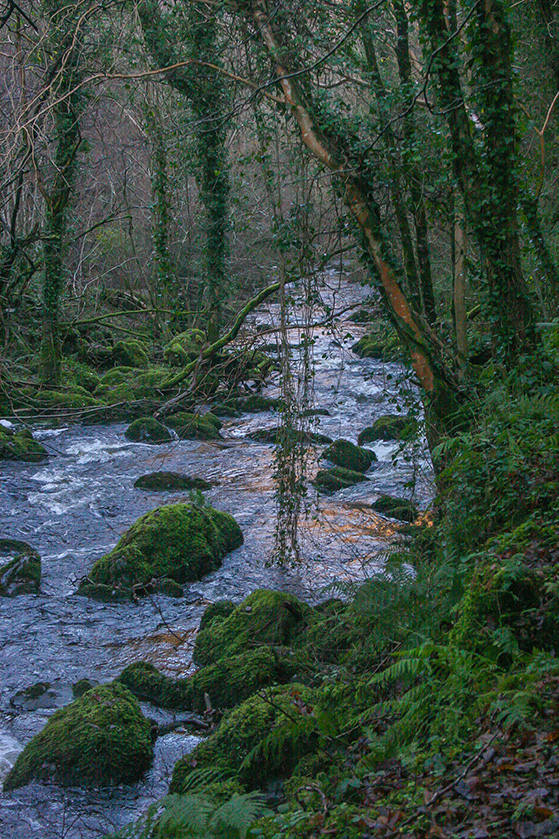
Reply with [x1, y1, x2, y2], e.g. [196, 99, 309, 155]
[1, 0, 559, 836]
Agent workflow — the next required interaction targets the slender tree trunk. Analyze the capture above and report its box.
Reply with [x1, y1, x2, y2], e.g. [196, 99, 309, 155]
[453, 206, 468, 364]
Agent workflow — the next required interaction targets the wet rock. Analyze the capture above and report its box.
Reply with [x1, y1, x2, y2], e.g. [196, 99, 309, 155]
[165, 412, 222, 441]
[194, 589, 313, 666]
[237, 395, 280, 412]
[134, 472, 212, 491]
[351, 323, 403, 361]
[111, 339, 149, 368]
[0, 540, 41, 596]
[73, 678, 98, 698]
[78, 502, 243, 601]
[30, 388, 104, 410]
[301, 407, 330, 417]
[4, 683, 153, 790]
[95, 366, 170, 404]
[321, 439, 376, 473]
[124, 416, 173, 444]
[372, 494, 418, 522]
[170, 683, 316, 792]
[199, 599, 235, 631]
[358, 415, 411, 444]
[313, 466, 369, 494]
[10, 679, 74, 711]
[0, 428, 48, 462]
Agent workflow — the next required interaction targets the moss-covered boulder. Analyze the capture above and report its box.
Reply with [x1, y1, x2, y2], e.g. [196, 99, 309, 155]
[95, 366, 170, 404]
[124, 417, 173, 444]
[238, 395, 280, 413]
[321, 439, 376, 473]
[111, 339, 149, 368]
[165, 412, 222, 441]
[351, 323, 403, 361]
[31, 387, 104, 411]
[78, 502, 243, 600]
[171, 683, 317, 792]
[134, 472, 212, 491]
[194, 590, 313, 666]
[120, 648, 296, 714]
[163, 329, 206, 366]
[358, 415, 411, 444]
[0, 428, 48, 462]
[199, 599, 236, 631]
[313, 466, 369, 494]
[0, 540, 41, 595]
[372, 494, 418, 522]
[3, 683, 153, 790]
[247, 428, 332, 445]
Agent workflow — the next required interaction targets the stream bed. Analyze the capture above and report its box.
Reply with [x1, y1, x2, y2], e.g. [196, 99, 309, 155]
[0, 274, 433, 838]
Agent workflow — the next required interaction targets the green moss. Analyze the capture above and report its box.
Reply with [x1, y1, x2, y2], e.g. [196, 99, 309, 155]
[120, 648, 296, 714]
[62, 359, 101, 393]
[372, 494, 418, 522]
[3, 683, 153, 790]
[313, 466, 369, 493]
[117, 662, 193, 709]
[95, 367, 169, 404]
[238, 395, 280, 412]
[124, 417, 173, 444]
[78, 502, 243, 600]
[72, 679, 96, 698]
[134, 472, 212, 491]
[163, 329, 206, 366]
[170, 684, 316, 792]
[358, 414, 412, 444]
[247, 428, 332, 445]
[199, 600, 236, 631]
[32, 387, 104, 410]
[164, 412, 222, 441]
[193, 589, 314, 666]
[351, 322, 404, 361]
[0, 540, 41, 595]
[0, 429, 48, 462]
[321, 439, 375, 473]
[111, 339, 149, 368]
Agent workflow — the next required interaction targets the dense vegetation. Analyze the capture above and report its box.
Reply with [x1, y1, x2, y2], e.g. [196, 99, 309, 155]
[1, 0, 558, 836]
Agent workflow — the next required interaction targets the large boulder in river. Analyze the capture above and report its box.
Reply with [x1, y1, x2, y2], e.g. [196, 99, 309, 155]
[164, 412, 222, 441]
[372, 494, 418, 523]
[0, 540, 40, 596]
[134, 472, 212, 491]
[321, 439, 375, 473]
[313, 466, 369, 494]
[0, 428, 47, 462]
[78, 502, 243, 600]
[358, 415, 412, 444]
[125, 416, 172, 444]
[3, 683, 153, 790]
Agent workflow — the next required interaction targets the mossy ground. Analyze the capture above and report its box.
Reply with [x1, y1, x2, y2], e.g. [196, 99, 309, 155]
[79, 502, 243, 600]
[4, 683, 153, 789]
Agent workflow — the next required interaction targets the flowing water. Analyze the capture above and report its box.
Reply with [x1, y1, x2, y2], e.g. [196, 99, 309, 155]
[0, 273, 433, 838]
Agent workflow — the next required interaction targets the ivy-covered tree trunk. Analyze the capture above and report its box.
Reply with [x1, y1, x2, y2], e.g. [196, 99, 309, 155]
[40, 35, 83, 385]
[139, 0, 229, 343]
[419, 0, 536, 364]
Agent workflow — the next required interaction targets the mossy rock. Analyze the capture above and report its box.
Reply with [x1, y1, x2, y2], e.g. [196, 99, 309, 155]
[247, 428, 332, 445]
[62, 359, 101, 393]
[348, 308, 376, 324]
[73, 678, 97, 698]
[313, 466, 369, 494]
[237, 395, 280, 413]
[358, 415, 411, 444]
[193, 589, 314, 666]
[118, 662, 192, 709]
[134, 472, 212, 491]
[371, 494, 418, 522]
[120, 648, 296, 714]
[170, 683, 317, 792]
[95, 367, 169, 404]
[0, 429, 48, 462]
[211, 400, 243, 418]
[163, 329, 206, 366]
[78, 502, 243, 601]
[125, 417, 173, 444]
[165, 412, 222, 441]
[351, 323, 404, 361]
[199, 599, 236, 631]
[111, 340, 149, 368]
[3, 683, 153, 790]
[0, 540, 41, 595]
[322, 439, 376, 473]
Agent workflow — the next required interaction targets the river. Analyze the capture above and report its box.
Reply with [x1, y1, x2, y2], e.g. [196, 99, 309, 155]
[0, 273, 433, 838]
